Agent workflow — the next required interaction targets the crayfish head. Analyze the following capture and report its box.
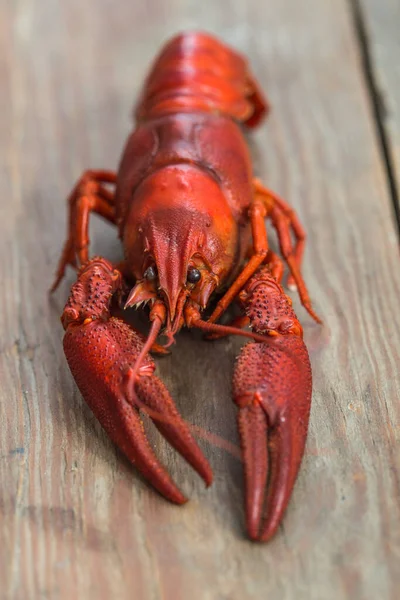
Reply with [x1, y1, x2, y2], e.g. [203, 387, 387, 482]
[124, 223, 220, 337]
[123, 165, 239, 336]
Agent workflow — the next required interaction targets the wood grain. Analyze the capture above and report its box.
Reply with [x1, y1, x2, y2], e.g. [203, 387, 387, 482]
[1, 0, 400, 598]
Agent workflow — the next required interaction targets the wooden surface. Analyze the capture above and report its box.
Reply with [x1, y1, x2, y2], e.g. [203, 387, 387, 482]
[1, 1, 400, 598]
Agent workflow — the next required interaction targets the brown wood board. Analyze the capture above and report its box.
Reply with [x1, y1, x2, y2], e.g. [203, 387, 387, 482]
[1, 0, 399, 598]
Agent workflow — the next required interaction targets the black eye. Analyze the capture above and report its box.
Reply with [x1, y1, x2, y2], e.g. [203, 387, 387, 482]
[144, 265, 157, 280]
[187, 267, 201, 284]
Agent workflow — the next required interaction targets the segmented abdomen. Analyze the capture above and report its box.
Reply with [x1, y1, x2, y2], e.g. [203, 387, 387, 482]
[135, 32, 255, 122]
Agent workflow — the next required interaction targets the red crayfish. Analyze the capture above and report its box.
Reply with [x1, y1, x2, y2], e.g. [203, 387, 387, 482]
[52, 32, 321, 542]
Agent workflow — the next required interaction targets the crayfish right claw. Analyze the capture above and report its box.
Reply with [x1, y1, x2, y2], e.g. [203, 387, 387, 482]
[61, 257, 212, 504]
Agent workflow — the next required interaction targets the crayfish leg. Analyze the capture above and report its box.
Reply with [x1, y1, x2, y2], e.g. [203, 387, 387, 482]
[51, 170, 117, 292]
[253, 178, 321, 323]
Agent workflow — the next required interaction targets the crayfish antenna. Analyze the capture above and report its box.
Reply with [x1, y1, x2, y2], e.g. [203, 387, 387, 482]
[185, 308, 275, 346]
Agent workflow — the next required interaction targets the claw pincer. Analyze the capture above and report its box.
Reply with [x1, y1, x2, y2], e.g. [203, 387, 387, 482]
[62, 258, 212, 504]
[233, 268, 312, 541]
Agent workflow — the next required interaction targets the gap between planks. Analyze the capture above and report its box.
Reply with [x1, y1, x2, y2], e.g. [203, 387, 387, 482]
[348, 0, 400, 237]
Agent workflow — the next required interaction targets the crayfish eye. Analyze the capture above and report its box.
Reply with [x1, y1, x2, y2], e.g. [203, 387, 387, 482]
[144, 265, 157, 280]
[187, 267, 201, 284]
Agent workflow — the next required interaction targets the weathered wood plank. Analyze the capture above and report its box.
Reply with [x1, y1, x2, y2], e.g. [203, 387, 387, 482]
[1, 0, 399, 599]
[357, 0, 400, 214]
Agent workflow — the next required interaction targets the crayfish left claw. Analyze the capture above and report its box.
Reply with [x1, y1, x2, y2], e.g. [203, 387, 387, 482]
[232, 266, 313, 541]
[234, 336, 312, 541]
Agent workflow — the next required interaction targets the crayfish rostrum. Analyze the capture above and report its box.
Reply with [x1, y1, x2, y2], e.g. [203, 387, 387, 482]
[52, 31, 321, 542]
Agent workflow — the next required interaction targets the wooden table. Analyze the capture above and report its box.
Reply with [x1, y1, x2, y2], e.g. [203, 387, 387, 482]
[1, 1, 399, 598]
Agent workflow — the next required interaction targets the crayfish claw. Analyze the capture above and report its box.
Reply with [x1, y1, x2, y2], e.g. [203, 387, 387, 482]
[232, 266, 313, 541]
[129, 369, 213, 487]
[62, 258, 212, 504]
[64, 316, 191, 503]
[234, 337, 312, 540]
[234, 336, 312, 541]
[237, 402, 268, 539]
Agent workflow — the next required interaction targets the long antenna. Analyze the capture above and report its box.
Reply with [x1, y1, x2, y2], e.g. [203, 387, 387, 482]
[191, 318, 277, 344]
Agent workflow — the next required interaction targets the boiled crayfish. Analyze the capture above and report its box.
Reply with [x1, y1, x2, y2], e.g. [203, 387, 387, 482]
[52, 32, 321, 542]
